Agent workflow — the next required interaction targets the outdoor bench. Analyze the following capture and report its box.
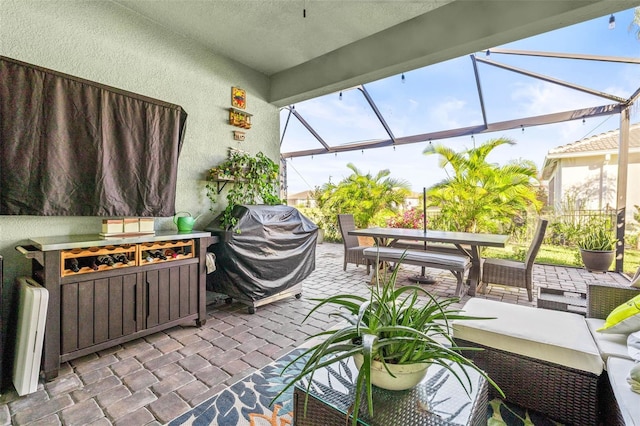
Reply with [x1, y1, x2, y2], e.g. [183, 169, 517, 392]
[390, 239, 463, 256]
[453, 281, 640, 426]
[362, 246, 471, 297]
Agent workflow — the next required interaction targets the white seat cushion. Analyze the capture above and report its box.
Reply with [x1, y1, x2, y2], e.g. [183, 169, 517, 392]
[607, 356, 640, 426]
[586, 318, 632, 363]
[453, 298, 604, 375]
[363, 247, 469, 270]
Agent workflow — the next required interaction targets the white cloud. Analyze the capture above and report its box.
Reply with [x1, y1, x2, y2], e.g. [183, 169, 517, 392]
[426, 97, 467, 129]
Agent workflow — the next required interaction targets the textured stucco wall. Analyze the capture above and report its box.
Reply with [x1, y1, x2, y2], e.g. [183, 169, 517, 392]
[0, 1, 279, 325]
[556, 154, 640, 217]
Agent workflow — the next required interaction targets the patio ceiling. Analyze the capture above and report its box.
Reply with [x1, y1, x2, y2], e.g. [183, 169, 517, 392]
[113, 0, 636, 106]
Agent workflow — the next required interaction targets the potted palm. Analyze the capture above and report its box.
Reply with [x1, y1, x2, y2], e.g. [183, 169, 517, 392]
[274, 255, 502, 424]
[578, 222, 617, 273]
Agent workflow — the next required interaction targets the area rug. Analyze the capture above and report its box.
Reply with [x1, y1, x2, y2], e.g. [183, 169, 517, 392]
[170, 347, 562, 426]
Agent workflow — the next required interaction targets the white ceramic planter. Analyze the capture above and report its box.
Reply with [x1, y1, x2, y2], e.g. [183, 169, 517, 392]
[353, 354, 429, 391]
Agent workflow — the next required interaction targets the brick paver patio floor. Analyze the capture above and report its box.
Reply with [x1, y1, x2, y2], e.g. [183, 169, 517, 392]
[0, 242, 631, 425]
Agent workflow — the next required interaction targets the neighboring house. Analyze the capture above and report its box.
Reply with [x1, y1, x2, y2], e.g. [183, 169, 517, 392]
[287, 190, 420, 209]
[541, 123, 640, 222]
[287, 190, 316, 207]
[404, 191, 422, 209]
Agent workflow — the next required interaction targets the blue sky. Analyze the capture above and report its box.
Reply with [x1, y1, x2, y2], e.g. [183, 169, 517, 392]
[280, 7, 640, 195]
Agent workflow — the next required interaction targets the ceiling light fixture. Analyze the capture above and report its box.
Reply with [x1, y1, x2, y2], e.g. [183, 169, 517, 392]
[609, 14, 615, 30]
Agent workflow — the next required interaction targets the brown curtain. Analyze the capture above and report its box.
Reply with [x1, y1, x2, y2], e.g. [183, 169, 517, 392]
[0, 56, 187, 216]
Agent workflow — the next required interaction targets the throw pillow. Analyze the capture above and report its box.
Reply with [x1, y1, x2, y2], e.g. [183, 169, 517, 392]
[627, 363, 640, 394]
[597, 294, 640, 334]
[631, 266, 640, 289]
[629, 331, 640, 361]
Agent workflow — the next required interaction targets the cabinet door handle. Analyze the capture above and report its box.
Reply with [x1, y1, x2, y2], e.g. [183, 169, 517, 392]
[146, 280, 150, 320]
[133, 284, 137, 323]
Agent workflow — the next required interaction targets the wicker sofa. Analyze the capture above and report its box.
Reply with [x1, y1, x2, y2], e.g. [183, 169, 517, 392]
[587, 281, 640, 425]
[453, 281, 640, 426]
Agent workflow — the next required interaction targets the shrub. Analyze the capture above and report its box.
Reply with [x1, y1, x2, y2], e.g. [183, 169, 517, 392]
[386, 207, 425, 229]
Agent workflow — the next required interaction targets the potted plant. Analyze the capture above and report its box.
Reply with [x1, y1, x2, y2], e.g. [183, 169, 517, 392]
[274, 256, 502, 424]
[206, 148, 282, 228]
[578, 219, 617, 273]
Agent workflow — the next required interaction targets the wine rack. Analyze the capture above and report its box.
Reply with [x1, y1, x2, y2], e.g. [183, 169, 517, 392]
[137, 239, 194, 265]
[60, 244, 136, 277]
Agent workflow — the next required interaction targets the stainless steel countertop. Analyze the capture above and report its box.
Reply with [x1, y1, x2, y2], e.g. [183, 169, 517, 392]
[29, 230, 213, 251]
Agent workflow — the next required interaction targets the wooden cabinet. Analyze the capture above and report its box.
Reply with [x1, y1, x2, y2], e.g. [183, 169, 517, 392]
[21, 232, 214, 380]
[0, 255, 4, 391]
[145, 263, 199, 328]
[61, 273, 139, 354]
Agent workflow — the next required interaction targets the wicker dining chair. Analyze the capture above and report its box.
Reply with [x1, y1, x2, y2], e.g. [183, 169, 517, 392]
[481, 219, 549, 302]
[337, 214, 370, 273]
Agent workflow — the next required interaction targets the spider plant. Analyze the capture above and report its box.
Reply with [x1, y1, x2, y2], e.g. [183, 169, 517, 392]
[274, 255, 503, 425]
[578, 225, 617, 251]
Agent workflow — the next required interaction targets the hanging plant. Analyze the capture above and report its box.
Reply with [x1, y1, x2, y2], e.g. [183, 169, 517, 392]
[206, 148, 283, 228]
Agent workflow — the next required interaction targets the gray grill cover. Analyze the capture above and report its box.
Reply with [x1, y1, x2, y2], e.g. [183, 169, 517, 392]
[205, 205, 317, 302]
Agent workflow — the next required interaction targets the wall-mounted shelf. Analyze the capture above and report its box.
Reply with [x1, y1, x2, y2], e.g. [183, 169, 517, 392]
[210, 176, 247, 194]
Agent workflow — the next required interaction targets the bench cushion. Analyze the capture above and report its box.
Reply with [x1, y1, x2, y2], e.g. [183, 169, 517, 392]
[586, 318, 632, 363]
[363, 247, 469, 271]
[607, 356, 640, 426]
[453, 298, 604, 375]
[390, 240, 461, 255]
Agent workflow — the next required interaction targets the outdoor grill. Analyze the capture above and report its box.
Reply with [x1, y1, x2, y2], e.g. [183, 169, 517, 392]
[205, 204, 317, 313]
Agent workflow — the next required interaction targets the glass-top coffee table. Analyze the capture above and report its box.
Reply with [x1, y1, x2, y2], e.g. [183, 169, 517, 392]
[293, 357, 488, 425]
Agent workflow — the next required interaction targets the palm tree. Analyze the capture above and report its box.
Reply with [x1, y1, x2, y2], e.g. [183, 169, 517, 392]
[424, 138, 541, 233]
[317, 163, 410, 228]
[630, 7, 640, 40]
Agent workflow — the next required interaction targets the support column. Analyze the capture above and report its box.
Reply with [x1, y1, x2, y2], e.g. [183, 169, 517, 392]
[615, 107, 630, 272]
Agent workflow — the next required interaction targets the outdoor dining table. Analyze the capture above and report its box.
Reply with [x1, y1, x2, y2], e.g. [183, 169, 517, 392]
[348, 227, 509, 296]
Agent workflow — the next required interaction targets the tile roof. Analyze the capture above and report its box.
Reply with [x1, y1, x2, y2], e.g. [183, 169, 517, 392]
[547, 122, 640, 157]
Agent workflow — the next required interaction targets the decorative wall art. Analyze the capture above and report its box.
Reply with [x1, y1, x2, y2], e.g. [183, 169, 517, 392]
[231, 86, 246, 109]
[229, 108, 252, 129]
[229, 86, 251, 140]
